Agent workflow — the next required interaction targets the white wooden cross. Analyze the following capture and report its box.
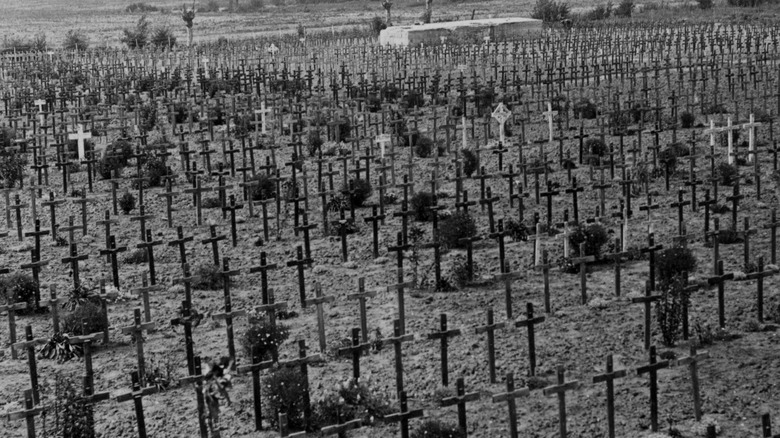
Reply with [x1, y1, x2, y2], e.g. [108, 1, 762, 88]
[703, 119, 720, 149]
[461, 115, 468, 150]
[254, 102, 273, 134]
[492, 103, 512, 147]
[202, 57, 210, 78]
[542, 102, 557, 144]
[723, 117, 741, 165]
[33, 99, 46, 112]
[375, 133, 392, 159]
[742, 113, 762, 164]
[267, 44, 279, 57]
[68, 124, 92, 161]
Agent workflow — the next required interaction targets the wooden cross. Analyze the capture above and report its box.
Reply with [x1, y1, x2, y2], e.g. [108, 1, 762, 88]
[676, 345, 709, 421]
[474, 307, 506, 384]
[592, 354, 627, 438]
[305, 282, 335, 353]
[543, 365, 580, 438]
[381, 319, 414, 395]
[168, 226, 194, 266]
[632, 281, 662, 350]
[346, 277, 376, 344]
[707, 260, 734, 329]
[337, 328, 370, 380]
[278, 339, 322, 429]
[120, 308, 156, 387]
[636, 346, 670, 432]
[99, 235, 127, 289]
[491, 372, 530, 438]
[762, 413, 780, 438]
[237, 345, 274, 431]
[441, 377, 481, 435]
[743, 113, 762, 163]
[68, 123, 92, 160]
[384, 390, 424, 438]
[115, 370, 159, 438]
[5, 389, 44, 438]
[11, 325, 46, 404]
[177, 356, 210, 437]
[542, 102, 558, 144]
[427, 313, 461, 386]
[571, 242, 595, 304]
[286, 246, 313, 308]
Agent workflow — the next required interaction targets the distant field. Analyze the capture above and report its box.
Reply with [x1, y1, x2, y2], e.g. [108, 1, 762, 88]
[1, 0, 779, 49]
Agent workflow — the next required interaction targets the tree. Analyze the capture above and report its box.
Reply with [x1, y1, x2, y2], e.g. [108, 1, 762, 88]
[381, 0, 392, 26]
[182, 3, 196, 47]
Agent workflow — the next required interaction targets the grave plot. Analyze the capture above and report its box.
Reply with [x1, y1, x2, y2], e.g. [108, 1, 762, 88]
[0, 20, 780, 438]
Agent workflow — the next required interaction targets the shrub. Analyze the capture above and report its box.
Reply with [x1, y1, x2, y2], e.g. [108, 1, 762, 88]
[122, 15, 150, 49]
[40, 372, 95, 437]
[655, 276, 690, 347]
[123, 248, 149, 264]
[411, 420, 466, 438]
[249, 174, 276, 201]
[504, 218, 529, 242]
[461, 149, 478, 177]
[585, 138, 608, 164]
[656, 247, 697, 286]
[241, 317, 290, 361]
[680, 111, 695, 128]
[0, 273, 39, 313]
[370, 16, 387, 36]
[119, 191, 136, 214]
[573, 98, 598, 118]
[307, 130, 323, 157]
[151, 27, 177, 48]
[125, 2, 160, 12]
[192, 263, 226, 290]
[312, 377, 393, 429]
[438, 211, 477, 250]
[614, 0, 634, 16]
[716, 162, 739, 185]
[39, 333, 83, 363]
[137, 104, 157, 132]
[415, 136, 434, 158]
[586, 2, 612, 19]
[346, 178, 372, 207]
[142, 154, 168, 186]
[62, 302, 107, 336]
[0, 149, 28, 188]
[63, 30, 89, 51]
[569, 223, 609, 258]
[201, 197, 222, 209]
[532, 0, 570, 22]
[411, 192, 436, 221]
[264, 367, 308, 429]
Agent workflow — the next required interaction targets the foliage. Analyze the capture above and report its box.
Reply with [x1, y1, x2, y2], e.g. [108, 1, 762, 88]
[370, 16, 387, 36]
[122, 15, 150, 49]
[411, 192, 437, 221]
[447, 254, 479, 287]
[346, 178, 372, 207]
[62, 283, 101, 311]
[62, 302, 106, 336]
[532, 0, 570, 22]
[151, 27, 177, 48]
[312, 377, 393, 429]
[144, 352, 177, 391]
[119, 191, 136, 214]
[461, 149, 478, 177]
[39, 332, 83, 363]
[307, 130, 324, 157]
[123, 248, 149, 264]
[438, 211, 477, 250]
[585, 138, 608, 164]
[63, 30, 89, 51]
[327, 194, 352, 214]
[192, 263, 227, 290]
[241, 317, 290, 361]
[585, 2, 612, 20]
[569, 223, 609, 258]
[411, 419, 466, 438]
[0, 272, 39, 314]
[656, 276, 690, 348]
[415, 136, 435, 158]
[40, 372, 96, 437]
[728, 0, 769, 6]
[614, 0, 634, 17]
[264, 367, 309, 429]
[97, 140, 133, 179]
[125, 2, 160, 12]
[573, 98, 599, 118]
[716, 162, 739, 186]
[680, 111, 695, 128]
[0, 149, 28, 189]
[201, 196, 222, 209]
[656, 247, 697, 287]
[141, 154, 168, 187]
[137, 104, 157, 132]
[249, 174, 276, 201]
[504, 218, 529, 241]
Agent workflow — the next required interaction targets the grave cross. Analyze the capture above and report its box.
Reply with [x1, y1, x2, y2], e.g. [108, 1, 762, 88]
[384, 391, 424, 438]
[68, 124, 92, 160]
[99, 235, 127, 289]
[381, 319, 415, 395]
[542, 365, 580, 438]
[115, 370, 159, 438]
[201, 224, 227, 266]
[514, 302, 546, 376]
[212, 258, 244, 368]
[636, 346, 670, 432]
[305, 283, 335, 353]
[491, 372, 530, 438]
[676, 345, 709, 421]
[120, 308, 156, 387]
[441, 377, 481, 436]
[632, 281, 662, 350]
[337, 327, 370, 380]
[11, 325, 46, 404]
[286, 246, 313, 308]
[745, 256, 777, 323]
[277, 339, 322, 430]
[474, 308, 506, 384]
[236, 345, 274, 431]
[137, 230, 163, 285]
[707, 260, 734, 329]
[5, 390, 44, 438]
[592, 354, 627, 438]
[427, 313, 461, 387]
[542, 102, 558, 144]
[762, 413, 780, 438]
[571, 243, 595, 304]
[346, 278, 376, 344]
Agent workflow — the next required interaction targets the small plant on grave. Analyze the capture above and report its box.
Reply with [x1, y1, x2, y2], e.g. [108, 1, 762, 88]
[307, 130, 324, 157]
[0, 149, 28, 189]
[241, 316, 290, 361]
[410, 191, 437, 221]
[659, 147, 679, 173]
[717, 228, 742, 244]
[696, 0, 713, 8]
[201, 196, 222, 209]
[151, 26, 177, 49]
[431, 386, 455, 406]
[192, 263, 227, 290]
[144, 352, 177, 391]
[573, 98, 598, 119]
[438, 211, 477, 250]
[403, 90, 425, 109]
[137, 104, 157, 133]
[142, 154, 168, 187]
[655, 247, 697, 286]
[411, 419, 466, 438]
[415, 135, 435, 158]
[680, 111, 696, 129]
[716, 162, 739, 186]
[0, 272, 39, 314]
[202, 357, 234, 436]
[383, 191, 398, 205]
[531, 0, 570, 22]
[249, 173, 276, 201]
[327, 194, 352, 214]
[264, 367, 309, 429]
[691, 320, 715, 348]
[504, 218, 530, 242]
[123, 248, 149, 264]
[312, 376, 393, 429]
[119, 191, 136, 214]
[62, 282, 100, 311]
[346, 178, 373, 208]
[61, 302, 107, 336]
[765, 295, 780, 324]
[585, 138, 608, 164]
[283, 179, 301, 202]
[614, 0, 634, 15]
[461, 148, 479, 177]
[447, 254, 479, 288]
[569, 223, 610, 258]
[655, 275, 690, 347]
[122, 14, 150, 49]
[40, 372, 95, 437]
[38, 332, 83, 363]
[608, 109, 632, 134]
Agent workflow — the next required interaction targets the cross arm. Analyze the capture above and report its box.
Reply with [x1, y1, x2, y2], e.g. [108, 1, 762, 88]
[542, 380, 580, 396]
[441, 391, 481, 406]
[491, 387, 530, 403]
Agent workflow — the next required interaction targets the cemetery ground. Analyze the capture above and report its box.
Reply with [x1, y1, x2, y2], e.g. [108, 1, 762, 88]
[2, 5, 780, 438]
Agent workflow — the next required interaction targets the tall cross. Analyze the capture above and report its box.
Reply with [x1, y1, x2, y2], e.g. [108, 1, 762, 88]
[68, 124, 92, 161]
[543, 102, 558, 144]
[743, 113, 762, 163]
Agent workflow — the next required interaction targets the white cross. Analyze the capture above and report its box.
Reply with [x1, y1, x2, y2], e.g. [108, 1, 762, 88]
[202, 57, 210, 78]
[68, 124, 92, 161]
[703, 119, 720, 149]
[254, 102, 273, 134]
[743, 113, 762, 164]
[542, 102, 558, 144]
[267, 44, 279, 57]
[723, 117, 741, 165]
[375, 133, 392, 158]
[461, 115, 468, 150]
[492, 103, 512, 147]
[33, 99, 46, 112]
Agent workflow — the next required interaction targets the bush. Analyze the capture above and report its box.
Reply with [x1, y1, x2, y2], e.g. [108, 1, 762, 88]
[438, 211, 477, 250]
[411, 419, 466, 438]
[614, 0, 634, 16]
[415, 136, 434, 158]
[40, 372, 95, 437]
[192, 263, 226, 290]
[370, 16, 387, 36]
[0, 273, 39, 313]
[62, 302, 107, 336]
[122, 15, 150, 49]
[142, 154, 168, 187]
[656, 247, 697, 286]
[680, 111, 695, 129]
[346, 178, 372, 207]
[461, 149, 478, 177]
[125, 2, 159, 12]
[307, 130, 323, 157]
[201, 197, 222, 209]
[504, 218, 529, 242]
[123, 248, 149, 264]
[569, 223, 609, 258]
[137, 104, 157, 132]
[249, 174, 276, 201]
[655, 276, 690, 347]
[312, 377, 392, 429]
[532, 0, 570, 22]
[63, 30, 89, 51]
[411, 192, 436, 221]
[119, 191, 136, 214]
[0, 149, 28, 188]
[573, 98, 598, 119]
[716, 162, 739, 186]
[585, 138, 608, 163]
[151, 27, 177, 48]
[242, 317, 290, 361]
[264, 367, 309, 429]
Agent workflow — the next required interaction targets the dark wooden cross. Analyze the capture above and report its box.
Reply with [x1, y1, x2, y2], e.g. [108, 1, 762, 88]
[441, 377, 481, 436]
[249, 251, 277, 305]
[543, 365, 580, 438]
[201, 224, 227, 266]
[762, 413, 780, 438]
[337, 327, 370, 380]
[61, 242, 88, 291]
[474, 307, 506, 384]
[137, 229, 163, 285]
[96, 209, 119, 261]
[212, 258, 244, 368]
[115, 370, 159, 438]
[306, 282, 336, 353]
[381, 319, 415, 395]
[120, 308, 157, 386]
[491, 372, 530, 438]
[72, 190, 96, 235]
[346, 278, 376, 344]
[5, 389, 44, 438]
[11, 325, 45, 404]
[592, 354, 627, 438]
[514, 302, 546, 376]
[236, 345, 274, 431]
[277, 339, 322, 430]
[641, 232, 663, 292]
[571, 242, 596, 304]
[384, 390, 424, 438]
[632, 281, 662, 350]
[636, 345, 670, 432]
[168, 226, 194, 266]
[676, 345, 709, 421]
[764, 209, 780, 264]
[707, 260, 734, 329]
[286, 246, 313, 308]
[222, 194, 244, 247]
[99, 235, 127, 289]
[427, 313, 461, 387]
